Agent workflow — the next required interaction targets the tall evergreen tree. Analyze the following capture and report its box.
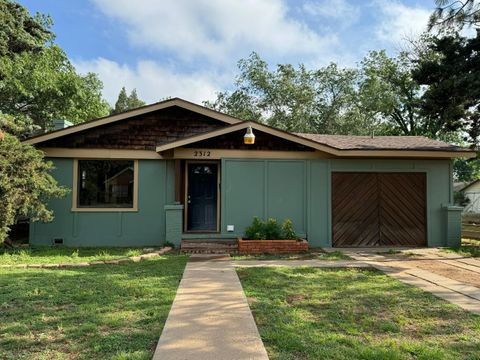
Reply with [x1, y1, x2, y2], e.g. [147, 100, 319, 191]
[429, 0, 480, 31]
[127, 88, 146, 110]
[111, 87, 146, 114]
[112, 87, 129, 114]
[0, 0, 53, 57]
[412, 31, 480, 146]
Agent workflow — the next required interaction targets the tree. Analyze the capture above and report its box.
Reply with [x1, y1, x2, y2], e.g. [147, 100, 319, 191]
[0, 0, 53, 58]
[127, 88, 146, 110]
[454, 158, 480, 181]
[429, 0, 480, 31]
[111, 87, 146, 114]
[358, 50, 425, 136]
[0, 115, 67, 243]
[205, 52, 386, 135]
[0, 0, 110, 243]
[112, 87, 128, 114]
[0, 45, 110, 133]
[412, 31, 480, 146]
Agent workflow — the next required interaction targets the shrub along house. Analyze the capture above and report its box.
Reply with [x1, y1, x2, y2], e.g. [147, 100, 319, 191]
[24, 98, 476, 249]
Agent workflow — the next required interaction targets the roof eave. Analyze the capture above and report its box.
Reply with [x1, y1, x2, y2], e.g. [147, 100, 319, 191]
[155, 122, 477, 159]
[23, 98, 243, 146]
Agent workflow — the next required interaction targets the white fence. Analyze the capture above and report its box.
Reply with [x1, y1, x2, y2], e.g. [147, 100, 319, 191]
[463, 191, 480, 213]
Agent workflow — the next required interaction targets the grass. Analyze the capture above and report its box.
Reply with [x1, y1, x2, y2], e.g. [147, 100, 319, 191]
[232, 250, 350, 261]
[238, 266, 480, 360]
[0, 254, 188, 359]
[444, 238, 480, 257]
[0, 247, 150, 265]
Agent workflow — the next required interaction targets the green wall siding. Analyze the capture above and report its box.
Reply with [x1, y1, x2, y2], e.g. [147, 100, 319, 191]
[221, 158, 453, 248]
[222, 160, 265, 234]
[30, 158, 175, 247]
[267, 161, 306, 233]
[31, 157, 454, 248]
[222, 159, 307, 236]
[308, 161, 330, 247]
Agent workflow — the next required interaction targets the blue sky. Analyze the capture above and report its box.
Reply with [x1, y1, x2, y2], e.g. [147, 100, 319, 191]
[21, 0, 436, 106]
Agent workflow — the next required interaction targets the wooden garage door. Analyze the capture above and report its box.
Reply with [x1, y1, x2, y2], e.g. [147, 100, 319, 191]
[332, 172, 426, 247]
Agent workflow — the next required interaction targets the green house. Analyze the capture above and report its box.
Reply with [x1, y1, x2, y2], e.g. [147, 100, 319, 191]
[24, 98, 475, 249]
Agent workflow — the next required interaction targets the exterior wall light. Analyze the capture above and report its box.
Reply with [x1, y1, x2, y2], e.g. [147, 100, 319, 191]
[244, 126, 255, 145]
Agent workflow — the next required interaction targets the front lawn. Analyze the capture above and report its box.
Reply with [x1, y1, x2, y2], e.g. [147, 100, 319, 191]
[0, 246, 150, 265]
[238, 267, 480, 360]
[0, 255, 188, 359]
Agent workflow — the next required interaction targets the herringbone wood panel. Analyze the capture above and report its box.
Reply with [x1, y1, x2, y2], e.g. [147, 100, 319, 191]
[332, 172, 426, 247]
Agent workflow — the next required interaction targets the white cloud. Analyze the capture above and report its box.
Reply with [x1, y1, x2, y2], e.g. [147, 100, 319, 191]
[74, 58, 224, 106]
[302, 0, 360, 25]
[374, 1, 431, 44]
[90, 0, 338, 65]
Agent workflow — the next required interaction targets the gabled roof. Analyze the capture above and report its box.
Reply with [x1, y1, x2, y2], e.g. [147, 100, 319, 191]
[155, 121, 336, 154]
[24, 97, 242, 145]
[23, 97, 476, 159]
[156, 121, 476, 158]
[459, 179, 480, 192]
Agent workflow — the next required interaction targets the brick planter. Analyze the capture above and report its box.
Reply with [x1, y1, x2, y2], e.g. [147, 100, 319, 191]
[238, 238, 308, 254]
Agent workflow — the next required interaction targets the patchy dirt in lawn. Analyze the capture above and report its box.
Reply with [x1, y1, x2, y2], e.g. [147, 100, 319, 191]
[384, 258, 480, 288]
[286, 293, 306, 304]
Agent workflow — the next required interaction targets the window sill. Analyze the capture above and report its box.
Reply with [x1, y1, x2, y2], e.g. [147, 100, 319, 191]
[71, 208, 139, 213]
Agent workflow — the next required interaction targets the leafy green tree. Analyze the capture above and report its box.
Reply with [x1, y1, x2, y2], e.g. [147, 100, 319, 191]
[0, 0, 109, 243]
[0, 115, 67, 243]
[206, 52, 385, 135]
[358, 50, 424, 136]
[111, 87, 146, 114]
[454, 158, 480, 181]
[0, 45, 110, 133]
[0, 0, 53, 58]
[205, 90, 262, 121]
[429, 0, 480, 31]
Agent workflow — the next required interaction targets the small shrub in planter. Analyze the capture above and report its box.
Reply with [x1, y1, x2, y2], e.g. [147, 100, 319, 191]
[240, 217, 307, 254]
[281, 219, 297, 240]
[244, 216, 266, 240]
[244, 217, 300, 241]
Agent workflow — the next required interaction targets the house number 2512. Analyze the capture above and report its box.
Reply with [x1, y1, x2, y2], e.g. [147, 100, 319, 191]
[193, 150, 211, 157]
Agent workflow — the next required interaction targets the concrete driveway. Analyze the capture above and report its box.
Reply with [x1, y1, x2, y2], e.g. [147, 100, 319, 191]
[332, 248, 480, 315]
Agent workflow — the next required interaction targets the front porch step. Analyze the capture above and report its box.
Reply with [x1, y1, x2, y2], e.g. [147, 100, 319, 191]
[181, 239, 238, 254]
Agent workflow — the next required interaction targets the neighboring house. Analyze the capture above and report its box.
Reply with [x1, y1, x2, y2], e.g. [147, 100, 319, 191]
[459, 180, 480, 213]
[24, 98, 476, 248]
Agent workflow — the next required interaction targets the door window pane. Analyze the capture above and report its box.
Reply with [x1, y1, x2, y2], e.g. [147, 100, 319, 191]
[78, 160, 134, 208]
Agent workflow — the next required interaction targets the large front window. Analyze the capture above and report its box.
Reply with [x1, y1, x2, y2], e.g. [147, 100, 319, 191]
[77, 160, 135, 208]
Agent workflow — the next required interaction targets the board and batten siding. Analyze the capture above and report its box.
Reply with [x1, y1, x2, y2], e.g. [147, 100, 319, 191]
[30, 157, 454, 248]
[221, 158, 452, 248]
[30, 158, 176, 247]
[222, 159, 307, 237]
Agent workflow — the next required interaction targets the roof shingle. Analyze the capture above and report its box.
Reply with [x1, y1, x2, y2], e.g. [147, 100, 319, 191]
[295, 133, 469, 152]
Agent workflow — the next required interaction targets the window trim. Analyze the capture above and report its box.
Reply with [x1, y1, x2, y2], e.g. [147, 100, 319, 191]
[72, 159, 139, 212]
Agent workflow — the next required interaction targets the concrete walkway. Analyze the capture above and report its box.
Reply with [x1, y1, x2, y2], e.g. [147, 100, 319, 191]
[153, 255, 268, 360]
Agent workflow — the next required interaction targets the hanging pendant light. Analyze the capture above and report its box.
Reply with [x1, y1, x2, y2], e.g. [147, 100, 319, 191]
[244, 126, 255, 145]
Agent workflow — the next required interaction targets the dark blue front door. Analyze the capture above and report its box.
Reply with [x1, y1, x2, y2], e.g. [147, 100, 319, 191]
[187, 163, 218, 231]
